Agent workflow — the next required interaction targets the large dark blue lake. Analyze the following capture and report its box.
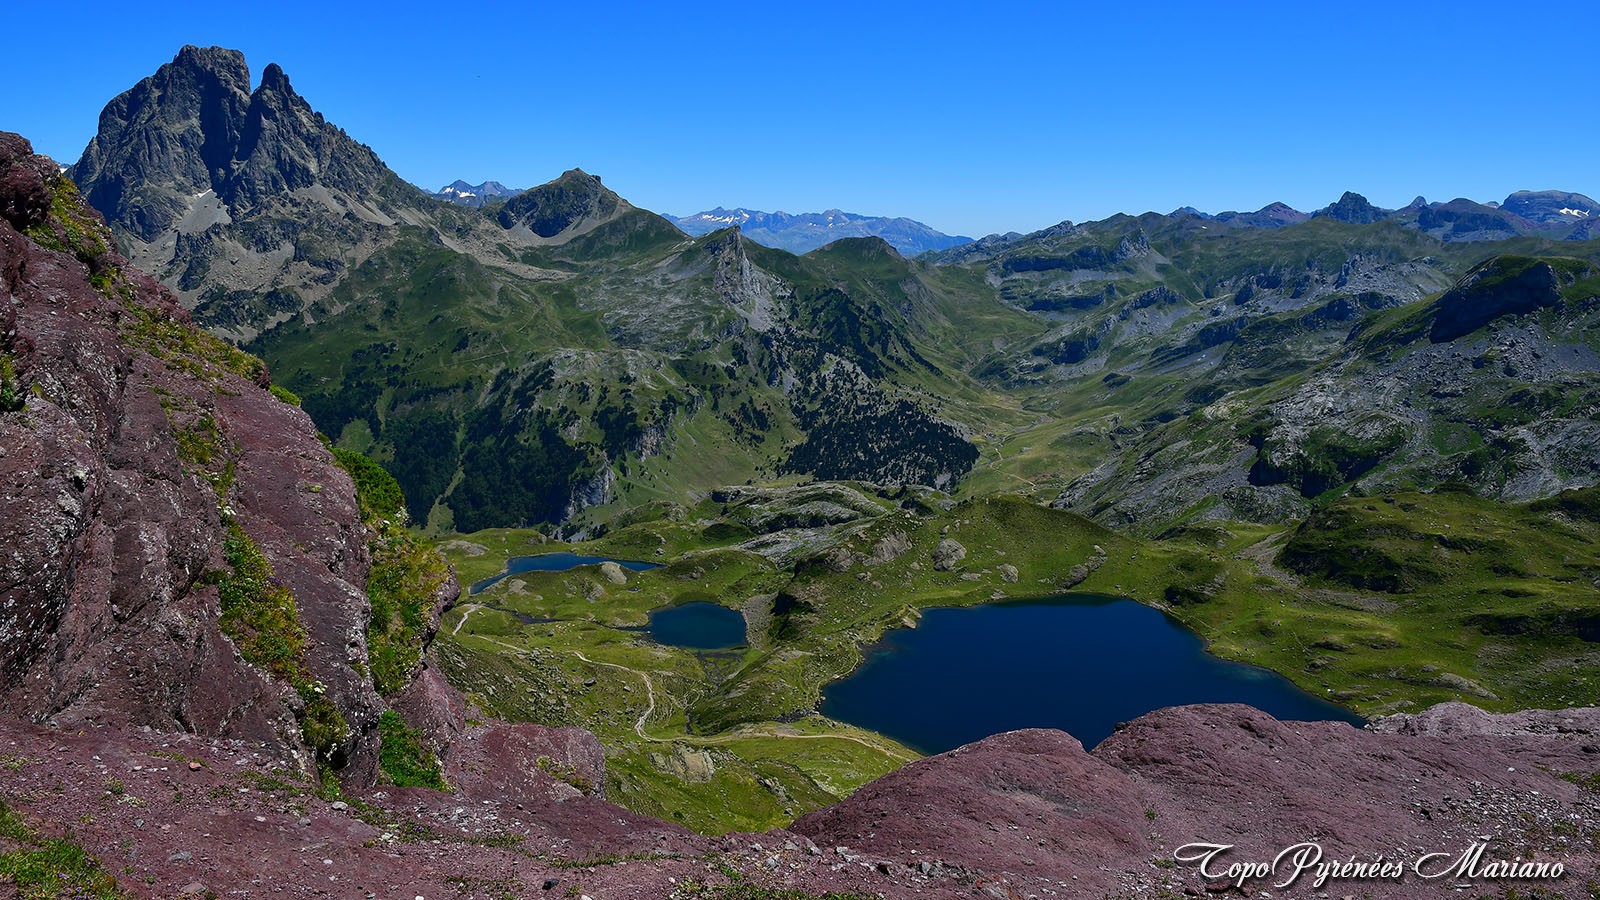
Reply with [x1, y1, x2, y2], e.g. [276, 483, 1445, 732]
[821, 594, 1363, 753]
[470, 553, 660, 594]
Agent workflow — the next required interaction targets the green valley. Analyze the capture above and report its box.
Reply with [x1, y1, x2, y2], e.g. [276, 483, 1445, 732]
[430, 480, 1600, 831]
[55, 44, 1600, 835]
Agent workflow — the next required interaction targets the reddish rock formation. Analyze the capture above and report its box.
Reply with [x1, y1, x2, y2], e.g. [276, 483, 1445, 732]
[0, 131, 375, 776]
[794, 704, 1600, 897]
[4, 702, 1600, 899]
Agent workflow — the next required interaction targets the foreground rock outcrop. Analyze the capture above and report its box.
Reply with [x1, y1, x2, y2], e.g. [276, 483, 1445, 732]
[797, 703, 1600, 897]
[3, 703, 1600, 898]
[1, 130, 392, 779]
[0, 131, 574, 800]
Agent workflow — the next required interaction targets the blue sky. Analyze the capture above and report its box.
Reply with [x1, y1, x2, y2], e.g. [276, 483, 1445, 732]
[2, 1, 1594, 237]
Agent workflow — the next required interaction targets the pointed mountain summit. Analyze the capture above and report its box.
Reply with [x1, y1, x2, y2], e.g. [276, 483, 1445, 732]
[70, 45, 253, 239]
[70, 46, 404, 239]
[1314, 191, 1387, 224]
[495, 168, 630, 239]
[224, 62, 398, 208]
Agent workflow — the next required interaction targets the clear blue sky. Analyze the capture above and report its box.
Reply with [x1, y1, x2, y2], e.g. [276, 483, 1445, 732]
[2, 1, 1594, 237]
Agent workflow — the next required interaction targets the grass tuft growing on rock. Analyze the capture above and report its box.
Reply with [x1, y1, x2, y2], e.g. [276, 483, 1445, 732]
[0, 355, 24, 413]
[21, 176, 109, 271]
[366, 526, 450, 696]
[208, 519, 348, 760]
[335, 449, 451, 696]
[376, 711, 447, 790]
[215, 520, 306, 679]
[0, 798, 127, 899]
[268, 383, 302, 406]
[121, 299, 268, 386]
[333, 448, 405, 522]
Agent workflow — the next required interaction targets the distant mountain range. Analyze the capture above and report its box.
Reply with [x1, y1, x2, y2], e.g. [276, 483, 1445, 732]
[671, 207, 974, 256]
[425, 191, 974, 255]
[428, 187, 1600, 257]
[432, 179, 523, 207]
[1168, 189, 1598, 241]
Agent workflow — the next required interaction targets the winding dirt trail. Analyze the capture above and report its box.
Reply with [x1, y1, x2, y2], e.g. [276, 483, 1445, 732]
[457, 631, 916, 761]
[570, 648, 658, 739]
[450, 603, 480, 636]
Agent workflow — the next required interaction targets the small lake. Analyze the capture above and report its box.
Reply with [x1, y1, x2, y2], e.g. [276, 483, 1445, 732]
[470, 553, 660, 594]
[821, 595, 1364, 754]
[646, 601, 747, 650]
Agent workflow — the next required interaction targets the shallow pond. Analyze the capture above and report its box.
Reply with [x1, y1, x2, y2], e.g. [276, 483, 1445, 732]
[820, 594, 1364, 753]
[470, 552, 660, 594]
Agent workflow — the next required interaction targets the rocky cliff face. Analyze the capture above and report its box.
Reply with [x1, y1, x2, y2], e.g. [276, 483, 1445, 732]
[1428, 254, 1568, 341]
[67, 46, 436, 341]
[70, 46, 254, 241]
[0, 131, 505, 794]
[2, 130, 382, 776]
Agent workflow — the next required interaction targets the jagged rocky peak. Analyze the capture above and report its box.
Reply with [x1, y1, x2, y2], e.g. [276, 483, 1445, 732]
[70, 45, 253, 239]
[705, 221, 751, 266]
[69, 46, 401, 239]
[227, 61, 393, 208]
[495, 167, 631, 239]
[257, 60, 290, 92]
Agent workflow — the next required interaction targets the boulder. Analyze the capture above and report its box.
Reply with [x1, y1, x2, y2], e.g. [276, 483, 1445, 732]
[931, 538, 966, 571]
